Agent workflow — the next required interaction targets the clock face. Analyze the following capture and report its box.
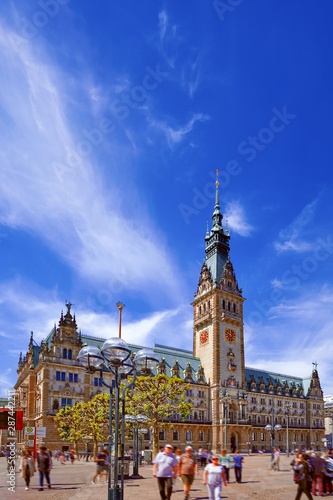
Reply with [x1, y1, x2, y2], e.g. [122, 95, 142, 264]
[199, 330, 209, 345]
[225, 327, 236, 343]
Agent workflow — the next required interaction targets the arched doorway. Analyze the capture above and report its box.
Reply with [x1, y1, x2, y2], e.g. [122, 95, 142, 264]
[230, 433, 237, 453]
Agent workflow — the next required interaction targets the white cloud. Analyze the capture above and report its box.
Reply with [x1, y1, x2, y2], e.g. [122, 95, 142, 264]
[149, 113, 210, 147]
[0, 22, 183, 302]
[225, 201, 253, 237]
[0, 280, 194, 393]
[274, 197, 320, 253]
[244, 285, 333, 395]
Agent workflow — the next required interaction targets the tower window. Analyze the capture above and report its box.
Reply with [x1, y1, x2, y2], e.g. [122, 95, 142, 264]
[199, 306, 202, 315]
[228, 302, 231, 311]
[68, 349, 72, 360]
[208, 301, 210, 310]
[203, 303, 206, 313]
[233, 303, 236, 313]
[63, 348, 67, 359]
[222, 299, 225, 309]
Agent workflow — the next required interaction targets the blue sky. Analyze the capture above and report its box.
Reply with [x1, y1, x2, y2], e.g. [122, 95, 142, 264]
[0, 1, 332, 397]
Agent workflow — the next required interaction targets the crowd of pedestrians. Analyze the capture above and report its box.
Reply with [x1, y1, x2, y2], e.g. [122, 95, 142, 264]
[152, 444, 246, 500]
[291, 448, 333, 499]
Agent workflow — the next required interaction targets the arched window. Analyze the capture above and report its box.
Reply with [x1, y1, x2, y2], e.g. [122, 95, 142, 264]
[159, 430, 165, 441]
[199, 431, 204, 442]
[222, 299, 225, 309]
[199, 306, 202, 315]
[208, 301, 210, 310]
[68, 349, 72, 360]
[63, 348, 67, 359]
[228, 302, 231, 311]
[173, 430, 179, 441]
[233, 303, 236, 313]
[203, 303, 206, 313]
[186, 430, 192, 441]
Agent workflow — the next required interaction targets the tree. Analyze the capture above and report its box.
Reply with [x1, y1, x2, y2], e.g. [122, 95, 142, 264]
[82, 393, 111, 459]
[125, 374, 192, 456]
[55, 394, 111, 459]
[54, 402, 86, 459]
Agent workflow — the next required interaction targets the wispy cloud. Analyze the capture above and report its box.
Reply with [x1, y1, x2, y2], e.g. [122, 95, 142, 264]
[158, 10, 168, 42]
[225, 201, 253, 237]
[0, 280, 193, 393]
[274, 197, 320, 253]
[0, 21, 183, 302]
[148, 113, 210, 148]
[245, 285, 333, 395]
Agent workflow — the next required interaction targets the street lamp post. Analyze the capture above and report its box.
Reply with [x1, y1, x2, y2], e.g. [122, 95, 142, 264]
[125, 414, 148, 478]
[78, 338, 158, 500]
[220, 391, 231, 451]
[285, 404, 291, 457]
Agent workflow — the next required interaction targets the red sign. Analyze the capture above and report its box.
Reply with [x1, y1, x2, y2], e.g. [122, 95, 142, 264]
[0, 409, 23, 431]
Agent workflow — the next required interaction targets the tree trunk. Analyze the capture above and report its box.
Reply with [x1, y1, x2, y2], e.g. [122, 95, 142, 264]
[153, 424, 159, 458]
[93, 439, 98, 460]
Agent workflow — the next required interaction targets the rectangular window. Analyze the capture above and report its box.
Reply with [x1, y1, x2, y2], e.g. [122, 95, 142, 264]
[61, 398, 72, 409]
[69, 373, 73, 382]
[261, 398, 265, 404]
[56, 372, 60, 381]
[99, 379, 102, 387]
[261, 433, 265, 441]
[277, 400, 282, 406]
[293, 402, 297, 408]
[94, 378, 98, 386]
[61, 372, 66, 381]
[74, 374, 78, 383]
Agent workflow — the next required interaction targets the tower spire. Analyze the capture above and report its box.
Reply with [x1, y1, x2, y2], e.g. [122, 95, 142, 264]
[211, 169, 223, 232]
[203, 169, 230, 283]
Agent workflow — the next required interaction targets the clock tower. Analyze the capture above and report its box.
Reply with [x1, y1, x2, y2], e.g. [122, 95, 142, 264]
[192, 172, 246, 448]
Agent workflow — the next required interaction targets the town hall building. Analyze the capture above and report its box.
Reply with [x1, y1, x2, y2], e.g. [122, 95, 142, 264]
[12, 177, 325, 454]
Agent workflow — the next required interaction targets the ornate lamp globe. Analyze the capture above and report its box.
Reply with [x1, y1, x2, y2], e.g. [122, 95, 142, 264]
[125, 415, 136, 424]
[137, 414, 148, 425]
[265, 424, 272, 432]
[275, 424, 282, 431]
[77, 346, 104, 369]
[134, 348, 158, 372]
[101, 337, 131, 366]
[117, 358, 134, 376]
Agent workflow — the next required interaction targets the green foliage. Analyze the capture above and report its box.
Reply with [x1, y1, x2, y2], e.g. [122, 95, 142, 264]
[55, 393, 111, 458]
[125, 374, 192, 455]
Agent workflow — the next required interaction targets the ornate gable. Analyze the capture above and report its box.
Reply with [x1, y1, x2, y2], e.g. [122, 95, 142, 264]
[220, 259, 242, 296]
[196, 263, 213, 296]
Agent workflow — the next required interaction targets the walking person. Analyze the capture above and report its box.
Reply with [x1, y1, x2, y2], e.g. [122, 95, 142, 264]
[273, 448, 280, 471]
[37, 445, 51, 491]
[153, 444, 178, 500]
[218, 449, 233, 483]
[203, 454, 227, 500]
[19, 449, 35, 491]
[178, 446, 199, 500]
[233, 450, 245, 483]
[92, 449, 108, 484]
[311, 451, 325, 497]
[293, 453, 313, 500]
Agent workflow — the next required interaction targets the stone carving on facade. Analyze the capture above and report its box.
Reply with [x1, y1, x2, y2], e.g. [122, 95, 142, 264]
[196, 365, 205, 384]
[171, 360, 180, 378]
[184, 362, 194, 383]
[226, 375, 238, 388]
[157, 357, 166, 375]
[227, 349, 237, 372]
